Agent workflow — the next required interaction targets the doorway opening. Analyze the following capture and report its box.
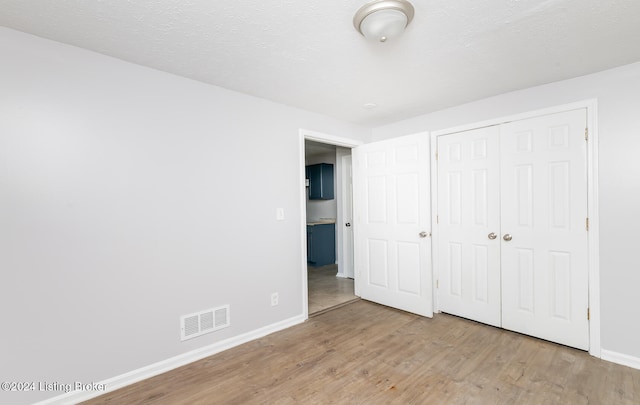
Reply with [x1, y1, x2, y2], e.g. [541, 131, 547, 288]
[299, 130, 362, 318]
[305, 140, 356, 315]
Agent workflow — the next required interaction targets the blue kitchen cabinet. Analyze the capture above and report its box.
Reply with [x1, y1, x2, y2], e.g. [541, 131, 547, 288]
[307, 223, 335, 266]
[306, 163, 334, 200]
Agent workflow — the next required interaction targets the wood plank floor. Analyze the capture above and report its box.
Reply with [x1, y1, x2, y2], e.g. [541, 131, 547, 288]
[84, 300, 640, 404]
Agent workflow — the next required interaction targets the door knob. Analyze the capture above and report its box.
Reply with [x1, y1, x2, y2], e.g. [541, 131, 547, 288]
[503, 234, 513, 241]
[345, 223, 351, 227]
[419, 231, 430, 238]
[488, 232, 497, 240]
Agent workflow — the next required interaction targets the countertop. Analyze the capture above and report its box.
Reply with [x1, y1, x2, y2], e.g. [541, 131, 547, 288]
[307, 219, 336, 226]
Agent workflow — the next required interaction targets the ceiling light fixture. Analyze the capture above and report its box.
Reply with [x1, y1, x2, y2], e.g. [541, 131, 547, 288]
[353, 0, 415, 43]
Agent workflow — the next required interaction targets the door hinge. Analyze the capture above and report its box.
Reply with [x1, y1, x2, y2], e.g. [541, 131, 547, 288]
[585, 128, 588, 141]
[586, 217, 590, 231]
[587, 307, 590, 321]
[436, 280, 439, 289]
[435, 151, 438, 161]
[437, 215, 439, 224]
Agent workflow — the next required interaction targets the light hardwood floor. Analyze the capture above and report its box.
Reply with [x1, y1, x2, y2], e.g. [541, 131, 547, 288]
[307, 264, 357, 315]
[84, 300, 640, 404]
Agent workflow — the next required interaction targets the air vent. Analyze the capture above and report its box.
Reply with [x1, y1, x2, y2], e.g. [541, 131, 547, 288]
[214, 307, 228, 328]
[180, 305, 230, 341]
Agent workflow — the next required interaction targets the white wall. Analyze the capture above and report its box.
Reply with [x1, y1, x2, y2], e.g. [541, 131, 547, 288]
[372, 61, 640, 361]
[0, 27, 368, 404]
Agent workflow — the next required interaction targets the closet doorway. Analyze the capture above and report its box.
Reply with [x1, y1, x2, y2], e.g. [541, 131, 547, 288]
[435, 108, 590, 350]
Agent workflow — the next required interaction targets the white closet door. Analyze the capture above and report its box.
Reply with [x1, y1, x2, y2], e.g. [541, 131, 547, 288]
[437, 126, 502, 327]
[353, 133, 432, 317]
[500, 109, 589, 350]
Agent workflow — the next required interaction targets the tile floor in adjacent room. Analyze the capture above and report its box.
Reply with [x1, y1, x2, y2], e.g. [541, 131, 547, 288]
[307, 264, 357, 315]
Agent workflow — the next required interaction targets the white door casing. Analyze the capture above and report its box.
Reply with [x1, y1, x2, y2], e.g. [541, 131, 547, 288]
[353, 133, 433, 317]
[436, 125, 502, 327]
[500, 109, 589, 350]
[299, 129, 363, 320]
[342, 154, 355, 279]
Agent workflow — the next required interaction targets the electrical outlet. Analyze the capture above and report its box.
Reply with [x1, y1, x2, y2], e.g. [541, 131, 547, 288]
[271, 292, 279, 306]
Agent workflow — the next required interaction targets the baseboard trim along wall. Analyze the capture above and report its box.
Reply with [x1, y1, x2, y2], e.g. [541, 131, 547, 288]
[35, 314, 306, 405]
[601, 349, 640, 371]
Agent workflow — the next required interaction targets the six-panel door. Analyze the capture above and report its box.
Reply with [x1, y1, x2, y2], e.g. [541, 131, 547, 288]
[500, 109, 589, 350]
[353, 133, 433, 317]
[436, 126, 502, 327]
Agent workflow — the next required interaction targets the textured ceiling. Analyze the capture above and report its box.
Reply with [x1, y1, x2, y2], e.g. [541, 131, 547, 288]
[1, 0, 640, 127]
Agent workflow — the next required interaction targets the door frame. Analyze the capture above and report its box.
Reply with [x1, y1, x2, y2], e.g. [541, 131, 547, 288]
[430, 99, 601, 357]
[299, 129, 363, 319]
[337, 153, 354, 279]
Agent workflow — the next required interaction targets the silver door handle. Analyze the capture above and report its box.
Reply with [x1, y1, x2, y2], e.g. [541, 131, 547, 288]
[488, 232, 497, 240]
[419, 231, 430, 238]
[503, 234, 513, 241]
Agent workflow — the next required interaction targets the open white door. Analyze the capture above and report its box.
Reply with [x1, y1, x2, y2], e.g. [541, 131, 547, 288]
[353, 133, 433, 317]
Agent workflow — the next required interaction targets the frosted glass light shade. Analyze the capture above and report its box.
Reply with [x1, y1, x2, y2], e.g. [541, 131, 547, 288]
[353, 0, 415, 43]
[360, 9, 408, 42]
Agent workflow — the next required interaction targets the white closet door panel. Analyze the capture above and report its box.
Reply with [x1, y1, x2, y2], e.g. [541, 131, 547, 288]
[500, 109, 589, 350]
[437, 126, 501, 327]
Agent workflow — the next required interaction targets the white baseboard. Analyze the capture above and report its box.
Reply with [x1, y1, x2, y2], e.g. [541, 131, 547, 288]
[601, 349, 640, 370]
[36, 314, 306, 405]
